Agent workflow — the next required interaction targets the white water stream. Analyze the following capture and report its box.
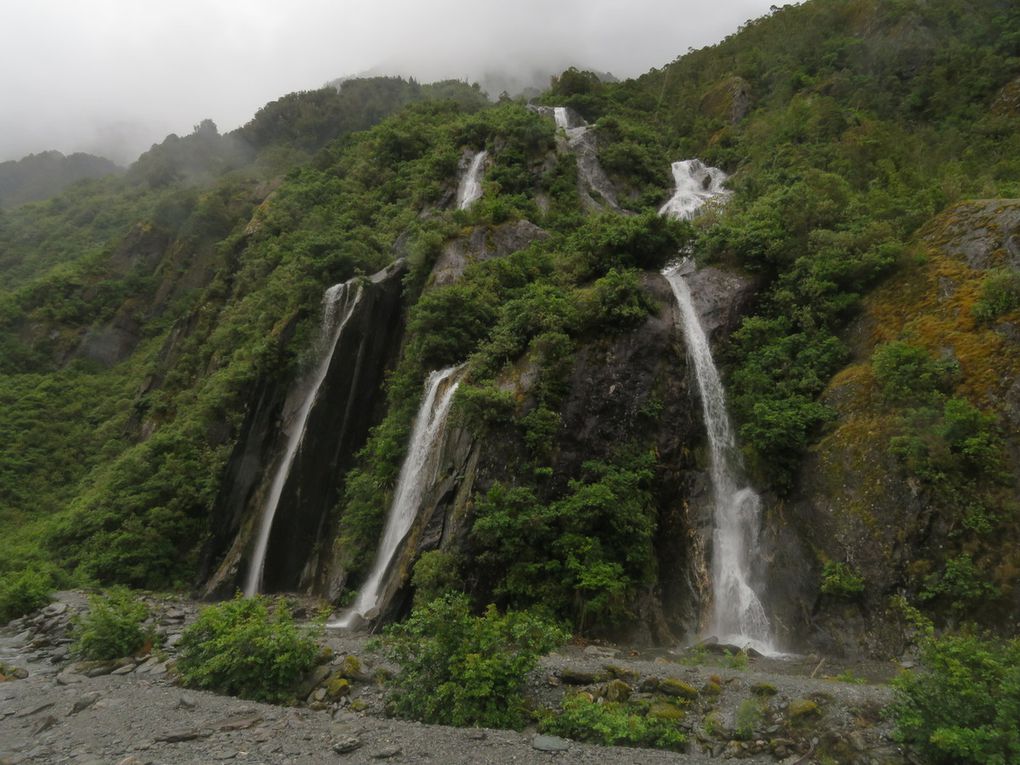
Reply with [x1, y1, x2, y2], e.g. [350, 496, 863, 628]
[659, 159, 772, 653]
[330, 365, 463, 628]
[244, 280, 364, 596]
[659, 159, 732, 221]
[456, 150, 487, 210]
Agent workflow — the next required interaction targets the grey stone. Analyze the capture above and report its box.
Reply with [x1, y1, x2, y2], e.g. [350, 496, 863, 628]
[371, 746, 402, 759]
[69, 692, 101, 715]
[332, 736, 362, 754]
[532, 734, 570, 752]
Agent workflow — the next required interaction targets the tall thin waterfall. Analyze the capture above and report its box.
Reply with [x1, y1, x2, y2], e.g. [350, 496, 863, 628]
[659, 158, 771, 652]
[330, 365, 463, 628]
[662, 264, 771, 651]
[457, 150, 487, 210]
[550, 105, 620, 211]
[244, 280, 363, 596]
[659, 159, 732, 221]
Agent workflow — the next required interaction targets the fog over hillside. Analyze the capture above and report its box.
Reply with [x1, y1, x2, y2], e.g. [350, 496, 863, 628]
[1, 0, 779, 164]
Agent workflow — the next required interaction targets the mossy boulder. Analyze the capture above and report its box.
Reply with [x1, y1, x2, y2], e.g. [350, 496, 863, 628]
[647, 701, 685, 721]
[658, 677, 699, 700]
[751, 682, 778, 697]
[601, 678, 632, 702]
[788, 698, 820, 720]
[324, 673, 352, 700]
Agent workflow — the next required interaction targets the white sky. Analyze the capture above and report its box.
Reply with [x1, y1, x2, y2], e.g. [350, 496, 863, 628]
[0, 0, 779, 164]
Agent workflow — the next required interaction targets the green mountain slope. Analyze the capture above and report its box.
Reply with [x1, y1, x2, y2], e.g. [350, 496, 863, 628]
[0, 0, 1018, 652]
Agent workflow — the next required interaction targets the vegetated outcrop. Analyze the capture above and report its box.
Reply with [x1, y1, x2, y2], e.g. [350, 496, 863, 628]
[353, 260, 758, 644]
[202, 261, 407, 597]
[766, 200, 1020, 657]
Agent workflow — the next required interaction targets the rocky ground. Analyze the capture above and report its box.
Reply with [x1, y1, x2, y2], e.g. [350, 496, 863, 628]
[1, 593, 908, 764]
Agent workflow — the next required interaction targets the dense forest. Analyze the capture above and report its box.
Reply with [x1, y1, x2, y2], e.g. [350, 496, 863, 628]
[1, 0, 1018, 669]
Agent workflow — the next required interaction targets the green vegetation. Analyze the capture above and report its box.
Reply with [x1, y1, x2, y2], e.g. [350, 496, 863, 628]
[892, 631, 1020, 765]
[381, 593, 566, 729]
[820, 561, 866, 598]
[175, 596, 321, 703]
[0, 0, 1017, 664]
[0, 567, 53, 623]
[71, 588, 151, 660]
[540, 693, 687, 750]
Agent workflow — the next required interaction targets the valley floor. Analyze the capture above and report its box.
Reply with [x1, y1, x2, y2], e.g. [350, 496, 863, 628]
[1, 593, 905, 764]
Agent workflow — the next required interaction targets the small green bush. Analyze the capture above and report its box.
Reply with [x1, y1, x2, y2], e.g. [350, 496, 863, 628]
[382, 593, 566, 729]
[972, 269, 1020, 323]
[820, 561, 866, 598]
[175, 595, 320, 703]
[0, 568, 53, 623]
[72, 588, 151, 660]
[891, 632, 1020, 764]
[872, 341, 955, 404]
[541, 693, 687, 750]
[410, 550, 462, 607]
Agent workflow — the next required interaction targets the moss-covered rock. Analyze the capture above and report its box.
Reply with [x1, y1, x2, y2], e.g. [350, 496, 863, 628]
[647, 700, 685, 721]
[788, 698, 820, 720]
[658, 677, 699, 700]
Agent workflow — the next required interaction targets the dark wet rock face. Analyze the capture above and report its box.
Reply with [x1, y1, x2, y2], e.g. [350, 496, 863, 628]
[202, 261, 407, 597]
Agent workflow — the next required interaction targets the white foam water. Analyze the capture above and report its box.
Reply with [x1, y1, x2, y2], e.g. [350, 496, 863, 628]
[658, 159, 731, 221]
[244, 280, 363, 596]
[457, 150, 487, 210]
[329, 365, 463, 628]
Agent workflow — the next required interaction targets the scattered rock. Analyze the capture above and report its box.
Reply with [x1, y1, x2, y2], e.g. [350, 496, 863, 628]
[155, 728, 212, 743]
[333, 736, 362, 754]
[532, 734, 570, 752]
[582, 645, 619, 659]
[371, 745, 403, 759]
[69, 692, 101, 715]
[33, 715, 58, 734]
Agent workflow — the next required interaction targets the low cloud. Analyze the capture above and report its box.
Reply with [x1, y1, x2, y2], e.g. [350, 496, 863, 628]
[0, 0, 778, 164]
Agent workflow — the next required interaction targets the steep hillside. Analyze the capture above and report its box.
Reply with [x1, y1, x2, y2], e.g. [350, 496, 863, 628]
[0, 0, 1018, 663]
[0, 151, 121, 209]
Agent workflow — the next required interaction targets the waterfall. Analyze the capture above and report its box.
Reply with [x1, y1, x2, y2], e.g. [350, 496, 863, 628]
[550, 105, 620, 212]
[658, 158, 771, 652]
[243, 280, 363, 596]
[662, 263, 771, 652]
[330, 365, 463, 628]
[456, 150, 487, 210]
[659, 159, 732, 221]
[553, 107, 570, 130]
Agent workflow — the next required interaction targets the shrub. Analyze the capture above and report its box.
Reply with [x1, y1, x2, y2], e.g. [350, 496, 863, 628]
[891, 632, 1020, 764]
[0, 568, 53, 623]
[175, 595, 320, 703]
[382, 593, 566, 729]
[72, 588, 151, 660]
[820, 561, 866, 598]
[410, 550, 462, 607]
[541, 693, 687, 750]
[972, 269, 1020, 323]
[872, 341, 955, 404]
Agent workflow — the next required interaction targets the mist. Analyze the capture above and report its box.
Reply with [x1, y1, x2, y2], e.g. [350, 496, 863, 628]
[1, 0, 779, 165]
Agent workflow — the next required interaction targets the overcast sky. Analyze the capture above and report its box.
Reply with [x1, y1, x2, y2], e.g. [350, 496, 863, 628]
[0, 0, 779, 164]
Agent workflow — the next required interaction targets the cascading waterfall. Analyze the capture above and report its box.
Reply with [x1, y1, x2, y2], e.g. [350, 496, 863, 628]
[659, 159, 732, 221]
[456, 150, 487, 210]
[330, 365, 463, 628]
[243, 280, 363, 596]
[551, 105, 620, 211]
[662, 264, 771, 652]
[659, 158, 772, 653]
